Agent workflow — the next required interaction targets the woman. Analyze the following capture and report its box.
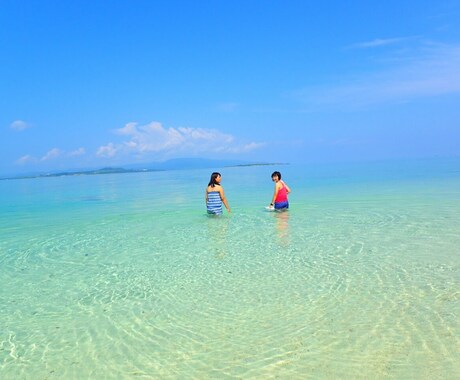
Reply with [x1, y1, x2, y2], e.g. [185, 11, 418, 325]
[269, 171, 291, 210]
[206, 172, 231, 215]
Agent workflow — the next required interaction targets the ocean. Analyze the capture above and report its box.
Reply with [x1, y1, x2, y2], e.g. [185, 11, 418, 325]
[1, 158, 459, 379]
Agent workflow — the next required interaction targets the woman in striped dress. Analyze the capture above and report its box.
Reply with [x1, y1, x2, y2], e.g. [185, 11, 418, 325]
[206, 172, 231, 215]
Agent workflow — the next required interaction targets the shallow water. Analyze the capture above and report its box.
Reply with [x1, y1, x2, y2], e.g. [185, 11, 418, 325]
[1, 159, 459, 379]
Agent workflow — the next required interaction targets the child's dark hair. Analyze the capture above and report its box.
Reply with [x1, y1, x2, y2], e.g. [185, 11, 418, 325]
[208, 172, 221, 187]
[271, 171, 282, 180]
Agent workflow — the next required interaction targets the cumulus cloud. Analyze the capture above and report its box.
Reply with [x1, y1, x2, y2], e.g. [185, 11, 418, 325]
[15, 147, 87, 166]
[41, 148, 62, 161]
[68, 147, 86, 156]
[96, 143, 117, 158]
[10, 120, 31, 131]
[97, 121, 264, 159]
[295, 42, 460, 110]
[16, 155, 37, 165]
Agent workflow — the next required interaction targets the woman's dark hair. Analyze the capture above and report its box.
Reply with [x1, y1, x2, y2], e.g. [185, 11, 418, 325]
[271, 171, 281, 180]
[208, 172, 221, 187]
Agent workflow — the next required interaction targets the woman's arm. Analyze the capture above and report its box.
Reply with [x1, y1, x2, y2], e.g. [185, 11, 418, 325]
[219, 187, 231, 213]
[282, 180, 291, 194]
[271, 183, 280, 205]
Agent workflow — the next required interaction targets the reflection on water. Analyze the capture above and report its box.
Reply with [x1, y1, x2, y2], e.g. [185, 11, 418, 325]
[206, 214, 229, 259]
[274, 210, 290, 246]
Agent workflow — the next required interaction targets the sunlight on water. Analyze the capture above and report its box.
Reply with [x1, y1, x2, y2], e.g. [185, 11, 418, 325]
[1, 159, 459, 379]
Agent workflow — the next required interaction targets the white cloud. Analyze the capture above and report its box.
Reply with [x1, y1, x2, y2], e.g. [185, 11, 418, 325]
[97, 121, 263, 159]
[97, 143, 117, 158]
[41, 148, 62, 161]
[68, 147, 86, 156]
[15, 155, 36, 165]
[224, 142, 266, 153]
[10, 120, 31, 131]
[295, 42, 460, 109]
[14, 147, 86, 166]
[347, 37, 412, 49]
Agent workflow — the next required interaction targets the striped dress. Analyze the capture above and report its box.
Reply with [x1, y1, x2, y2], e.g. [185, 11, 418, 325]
[207, 191, 222, 215]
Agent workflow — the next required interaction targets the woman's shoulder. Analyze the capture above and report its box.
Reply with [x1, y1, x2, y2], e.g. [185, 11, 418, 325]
[207, 184, 221, 192]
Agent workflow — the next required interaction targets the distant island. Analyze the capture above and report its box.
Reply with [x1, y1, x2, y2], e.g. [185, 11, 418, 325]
[227, 163, 288, 167]
[0, 159, 289, 181]
[0, 167, 161, 180]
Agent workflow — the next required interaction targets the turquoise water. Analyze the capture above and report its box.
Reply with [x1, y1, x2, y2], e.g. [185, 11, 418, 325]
[1, 159, 459, 379]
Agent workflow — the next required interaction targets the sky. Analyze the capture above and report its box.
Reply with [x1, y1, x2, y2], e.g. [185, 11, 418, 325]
[1, 0, 460, 175]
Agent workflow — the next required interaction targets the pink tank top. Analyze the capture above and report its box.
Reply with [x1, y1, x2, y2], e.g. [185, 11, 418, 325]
[275, 184, 288, 202]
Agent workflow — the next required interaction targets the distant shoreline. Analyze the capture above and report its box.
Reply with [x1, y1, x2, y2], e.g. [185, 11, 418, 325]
[0, 162, 289, 181]
[226, 163, 288, 168]
[0, 167, 160, 181]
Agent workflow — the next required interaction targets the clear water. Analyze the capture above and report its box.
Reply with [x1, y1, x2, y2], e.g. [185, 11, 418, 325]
[1, 159, 459, 379]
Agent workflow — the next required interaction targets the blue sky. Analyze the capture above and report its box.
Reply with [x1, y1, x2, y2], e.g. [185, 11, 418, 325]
[1, 0, 460, 175]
